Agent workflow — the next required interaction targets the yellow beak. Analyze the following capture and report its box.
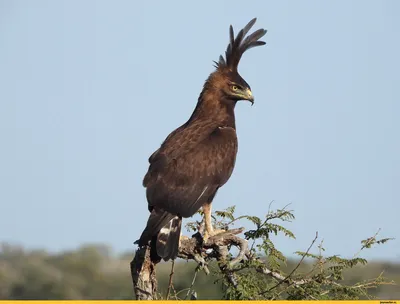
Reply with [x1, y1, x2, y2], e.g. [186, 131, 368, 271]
[245, 88, 254, 104]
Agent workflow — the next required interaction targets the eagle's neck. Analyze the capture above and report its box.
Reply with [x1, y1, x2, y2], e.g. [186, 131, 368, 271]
[188, 88, 236, 129]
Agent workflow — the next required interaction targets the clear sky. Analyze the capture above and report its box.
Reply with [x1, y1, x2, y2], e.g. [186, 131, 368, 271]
[0, 0, 399, 261]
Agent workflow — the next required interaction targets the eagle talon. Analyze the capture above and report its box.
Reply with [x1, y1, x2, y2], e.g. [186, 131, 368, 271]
[202, 228, 226, 243]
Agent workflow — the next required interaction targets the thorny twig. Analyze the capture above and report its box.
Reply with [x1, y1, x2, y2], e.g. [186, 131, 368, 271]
[353, 228, 381, 258]
[319, 272, 396, 299]
[184, 267, 199, 300]
[245, 203, 292, 253]
[166, 259, 175, 300]
[260, 231, 319, 295]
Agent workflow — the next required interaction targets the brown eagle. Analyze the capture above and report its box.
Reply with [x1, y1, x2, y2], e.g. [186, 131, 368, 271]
[137, 18, 267, 261]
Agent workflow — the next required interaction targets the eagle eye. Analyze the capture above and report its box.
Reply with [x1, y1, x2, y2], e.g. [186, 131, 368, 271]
[232, 85, 239, 91]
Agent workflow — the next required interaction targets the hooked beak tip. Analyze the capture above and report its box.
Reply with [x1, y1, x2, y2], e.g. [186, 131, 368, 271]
[245, 88, 254, 105]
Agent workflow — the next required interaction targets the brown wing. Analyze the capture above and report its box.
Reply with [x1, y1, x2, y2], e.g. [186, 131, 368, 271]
[144, 125, 238, 218]
[144, 119, 219, 186]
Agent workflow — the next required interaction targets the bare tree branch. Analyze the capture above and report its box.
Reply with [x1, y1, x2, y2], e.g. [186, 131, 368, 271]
[130, 245, 158, 300]
[259, 231, 318, 296]
[166, 260, 175, 300]
[184, 267, 199, 300]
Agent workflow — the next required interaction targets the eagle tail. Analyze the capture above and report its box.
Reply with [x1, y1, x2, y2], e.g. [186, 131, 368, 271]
[156, 216, 182, 261]
[137, 208, 181, 261]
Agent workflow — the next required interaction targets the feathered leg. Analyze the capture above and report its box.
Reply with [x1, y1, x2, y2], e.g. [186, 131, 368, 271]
[202, 202, 224, 242]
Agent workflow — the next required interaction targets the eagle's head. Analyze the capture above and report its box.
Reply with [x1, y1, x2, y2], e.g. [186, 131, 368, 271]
[193, 18, 266, 120]
[210, 18, 267, 106]
[215, 69, 254, 104]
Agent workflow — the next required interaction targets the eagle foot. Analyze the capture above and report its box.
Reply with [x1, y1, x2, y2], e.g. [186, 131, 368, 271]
[202, 228, 226, 243]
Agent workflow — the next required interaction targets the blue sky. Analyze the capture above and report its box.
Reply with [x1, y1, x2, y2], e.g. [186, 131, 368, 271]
[0, 0, 399, 261]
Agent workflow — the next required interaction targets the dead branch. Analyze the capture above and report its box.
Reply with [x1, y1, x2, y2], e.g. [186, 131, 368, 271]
[130, 245, 158, 300]
[261, 231, 319, 295]
[166, 259, 175, 299]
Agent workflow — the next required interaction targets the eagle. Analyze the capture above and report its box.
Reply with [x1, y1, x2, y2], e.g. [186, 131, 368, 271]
[137, 18, 267, 261]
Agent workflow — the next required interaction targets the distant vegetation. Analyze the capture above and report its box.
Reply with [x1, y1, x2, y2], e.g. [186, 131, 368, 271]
[0, 242, 398, 299]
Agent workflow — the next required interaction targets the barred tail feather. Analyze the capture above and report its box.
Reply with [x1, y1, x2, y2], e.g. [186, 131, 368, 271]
[136, 208, 182, 261]
[137, 208, 175, 247]
[156, 216, 182, 261]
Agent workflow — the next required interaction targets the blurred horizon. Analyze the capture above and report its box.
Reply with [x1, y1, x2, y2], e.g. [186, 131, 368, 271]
[1, 241, 399, 299]
[0, 0, 399, 262]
